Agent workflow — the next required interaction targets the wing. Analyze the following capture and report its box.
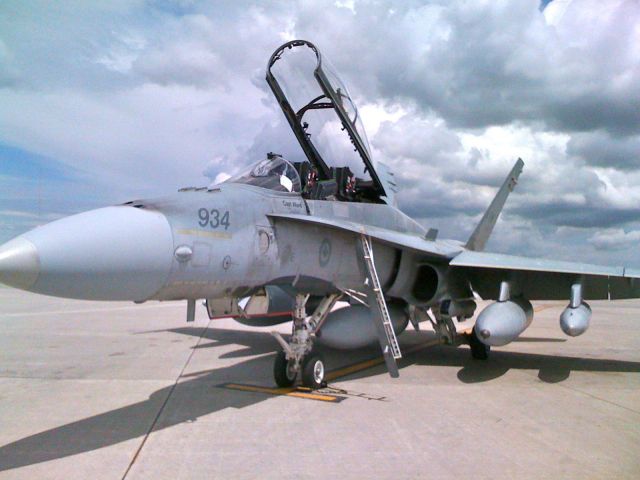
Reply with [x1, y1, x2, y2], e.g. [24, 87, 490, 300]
[450, 250, 640, 300]
[267, 213, 461, 259]
[268, 213, 640, 301]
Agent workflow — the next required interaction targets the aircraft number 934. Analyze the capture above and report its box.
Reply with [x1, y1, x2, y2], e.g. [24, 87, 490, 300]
[198, 208, 230, 230]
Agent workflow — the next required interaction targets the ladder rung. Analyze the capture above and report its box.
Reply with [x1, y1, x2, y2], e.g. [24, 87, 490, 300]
[360, 233, 402, 360]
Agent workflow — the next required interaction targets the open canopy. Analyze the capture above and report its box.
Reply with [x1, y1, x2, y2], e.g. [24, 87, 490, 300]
[266, 40, 387, 202]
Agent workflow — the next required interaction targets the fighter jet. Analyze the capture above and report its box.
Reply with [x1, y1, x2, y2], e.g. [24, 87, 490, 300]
[1, 40, 638, 389]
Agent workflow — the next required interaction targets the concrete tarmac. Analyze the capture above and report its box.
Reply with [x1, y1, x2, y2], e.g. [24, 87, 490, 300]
[0, 287, 639, 479]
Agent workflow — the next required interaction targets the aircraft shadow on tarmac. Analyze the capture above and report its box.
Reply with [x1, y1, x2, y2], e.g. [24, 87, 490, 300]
[362, 342, 638, 385]
[137, 326, 282, 360]
[1, 327, 639, 472]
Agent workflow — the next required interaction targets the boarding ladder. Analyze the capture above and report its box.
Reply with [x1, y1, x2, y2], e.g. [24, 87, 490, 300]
[360, 233, 402, 360]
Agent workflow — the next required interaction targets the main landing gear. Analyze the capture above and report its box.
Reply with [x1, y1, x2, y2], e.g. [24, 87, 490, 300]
[416, 304, 490, 360]
[271, 293, 340, 389]
[468, 326, 490, 360]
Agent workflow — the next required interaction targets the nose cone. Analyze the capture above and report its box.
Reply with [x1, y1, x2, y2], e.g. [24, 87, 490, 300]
[0, 237, 40, 289]
[1, 206, 174, 301]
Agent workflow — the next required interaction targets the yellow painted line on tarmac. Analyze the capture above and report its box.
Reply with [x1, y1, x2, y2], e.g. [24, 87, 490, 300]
[534, 304, 558, 313]
[325, 357, 384, 382]
[223, 383, 340, 402]
[326, 338, 442, 382]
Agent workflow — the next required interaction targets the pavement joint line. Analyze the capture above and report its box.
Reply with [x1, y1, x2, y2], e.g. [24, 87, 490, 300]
[0, 375, 181, 381]
[0, 302, 558, 319]
[0, 303, 184, 318]
[534, 372, 640, 416]
[121, 320, 212, 480]
[499, 302, 639, 415]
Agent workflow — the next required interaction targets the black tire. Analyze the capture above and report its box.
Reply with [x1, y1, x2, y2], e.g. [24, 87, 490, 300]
[470, 326, 490, 360]
[301, 354, 325, 389]
[274, 351, 296, 388]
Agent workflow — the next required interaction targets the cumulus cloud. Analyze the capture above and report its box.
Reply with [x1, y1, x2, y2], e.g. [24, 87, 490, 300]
[568, 131, 640, 170]
[0, 0, 639, 266]
[131, 14, 232, 88]
[590, 229, 640, 251]
[317, 0, 640, 136]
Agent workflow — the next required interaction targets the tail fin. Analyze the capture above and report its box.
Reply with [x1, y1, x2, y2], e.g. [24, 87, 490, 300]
[465, 158, 524, 251]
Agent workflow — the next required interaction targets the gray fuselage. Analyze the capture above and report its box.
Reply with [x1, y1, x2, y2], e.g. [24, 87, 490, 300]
[149, 183, 427, 302]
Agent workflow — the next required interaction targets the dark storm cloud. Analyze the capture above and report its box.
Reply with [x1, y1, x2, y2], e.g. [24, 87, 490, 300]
[297, 1, 640, 137]
[568, 131, 640, 170]
[512, 201, 640, 229]
[396, 176, 490, 221]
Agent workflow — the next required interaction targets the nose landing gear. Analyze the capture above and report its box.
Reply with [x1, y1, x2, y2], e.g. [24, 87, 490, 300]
[271, 293, 339, 389]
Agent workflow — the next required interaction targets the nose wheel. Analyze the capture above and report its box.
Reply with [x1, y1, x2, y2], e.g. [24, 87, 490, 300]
[273, 350, 326, 389]
[273, 350, 297, 388]
[302, 353, 326, 389]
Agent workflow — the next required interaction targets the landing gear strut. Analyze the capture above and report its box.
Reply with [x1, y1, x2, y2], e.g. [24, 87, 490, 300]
[271, 293, 339, 389]
[469, 326, 490, 360]
[421, 305, 458, 346]
[417, 304, 490, 360]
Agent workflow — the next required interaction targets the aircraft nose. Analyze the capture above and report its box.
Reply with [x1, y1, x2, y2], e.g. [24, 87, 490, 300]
[0, 237, 40, 290]
[0, 206, 175, 301]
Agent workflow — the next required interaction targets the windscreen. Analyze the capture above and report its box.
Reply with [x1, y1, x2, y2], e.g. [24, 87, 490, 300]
[225, 157, 301, 193]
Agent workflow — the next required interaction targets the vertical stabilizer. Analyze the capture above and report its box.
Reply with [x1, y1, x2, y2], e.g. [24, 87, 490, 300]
[466, 158, 524, 251]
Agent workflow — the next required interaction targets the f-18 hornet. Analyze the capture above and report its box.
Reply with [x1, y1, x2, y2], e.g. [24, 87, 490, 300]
[1, 40, 638, 389]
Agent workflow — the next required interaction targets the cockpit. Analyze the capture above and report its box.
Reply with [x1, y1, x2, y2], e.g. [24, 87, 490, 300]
[226, 152, 367, 202]
[225, 154, 302, 193]
[222, 40, 396, 203]
[265, 40, 392, 204]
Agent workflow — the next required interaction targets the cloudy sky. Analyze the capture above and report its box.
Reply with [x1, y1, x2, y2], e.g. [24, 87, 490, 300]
[1, 0, 639, 266]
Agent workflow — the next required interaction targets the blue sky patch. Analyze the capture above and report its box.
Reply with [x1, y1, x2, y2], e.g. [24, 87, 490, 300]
[0, 143, 78, 182]
[0, 143, 117, 244]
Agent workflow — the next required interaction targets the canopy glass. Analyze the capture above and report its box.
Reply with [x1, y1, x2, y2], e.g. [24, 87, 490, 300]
[225, 156, 301, 193]
[266, 40, 386, 202]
